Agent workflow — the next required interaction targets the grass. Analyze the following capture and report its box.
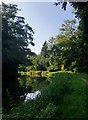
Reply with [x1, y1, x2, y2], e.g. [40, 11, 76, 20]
[2, 72, 88, 120]
[58, 72, 88, 118]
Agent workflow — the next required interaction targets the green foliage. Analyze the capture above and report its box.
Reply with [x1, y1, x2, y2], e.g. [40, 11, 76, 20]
[30, 18, 79, 72]
[40, 41, 49, 58]
[2, 2, 34, 64]
[3, 1, 88, 115]
[56, 19, 79, 70]
[27, 55, 49, 71]
[2, 2, 34, 111]
[70, 3, 88, 72]
[26, 16, 87, 73]
[3, 72, 88, 119]
[58, 2, 88, 72]
[36, 103, 58, 119]
[46, 72, 73, 105]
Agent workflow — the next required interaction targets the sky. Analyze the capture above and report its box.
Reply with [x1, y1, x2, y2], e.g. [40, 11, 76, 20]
[1, 2, 76, 54]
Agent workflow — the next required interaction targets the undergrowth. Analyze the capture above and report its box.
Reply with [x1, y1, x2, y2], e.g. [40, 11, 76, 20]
[2, 72, 88, 120]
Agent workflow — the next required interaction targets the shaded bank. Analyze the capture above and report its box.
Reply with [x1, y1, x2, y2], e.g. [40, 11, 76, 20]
[2, 72, 88, 119]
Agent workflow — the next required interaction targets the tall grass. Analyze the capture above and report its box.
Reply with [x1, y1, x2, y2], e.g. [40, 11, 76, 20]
[2, 72, 88, 119]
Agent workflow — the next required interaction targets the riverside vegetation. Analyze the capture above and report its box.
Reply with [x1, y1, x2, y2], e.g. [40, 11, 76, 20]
[2, 71, 88, 119]
[2, 2, 88, 120]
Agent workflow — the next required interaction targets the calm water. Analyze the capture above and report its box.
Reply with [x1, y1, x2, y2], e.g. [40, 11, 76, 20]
[19, 75, 50, 95]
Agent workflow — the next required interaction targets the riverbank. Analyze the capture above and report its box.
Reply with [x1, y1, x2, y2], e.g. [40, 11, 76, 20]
[2, 72, 88, 119]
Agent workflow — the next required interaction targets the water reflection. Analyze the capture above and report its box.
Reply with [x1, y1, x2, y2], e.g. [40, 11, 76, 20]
[18, 74, 50, 95]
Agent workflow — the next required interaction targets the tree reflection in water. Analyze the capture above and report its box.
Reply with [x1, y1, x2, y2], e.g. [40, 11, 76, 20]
[18, 75, 50, 95]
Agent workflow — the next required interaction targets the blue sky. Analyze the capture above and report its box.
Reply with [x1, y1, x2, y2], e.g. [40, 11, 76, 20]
[4, 2, 76, 54]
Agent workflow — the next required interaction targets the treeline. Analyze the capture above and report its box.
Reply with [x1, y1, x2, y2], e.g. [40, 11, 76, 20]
[26, 18, 87, 72]
[26, 2, 88, 73]
[2, 2, 88, 112]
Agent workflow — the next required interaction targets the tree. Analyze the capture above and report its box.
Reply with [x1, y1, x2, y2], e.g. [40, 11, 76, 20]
[28, 55, 49, 71]
[41, 37, 60, 71]
[55, 1, 88, 72]
[2, 3, 34, 111]
[56, 19, 79, 71]
[41, 41, 49, 58]
[59, 19, 77, 37]
[47, 38, 60, 71]
[40, 19, 79, 71]
[70, 3, 88, 72]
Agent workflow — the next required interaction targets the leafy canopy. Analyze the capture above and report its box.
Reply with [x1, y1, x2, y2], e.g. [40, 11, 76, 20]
[2, 2, 34, 64]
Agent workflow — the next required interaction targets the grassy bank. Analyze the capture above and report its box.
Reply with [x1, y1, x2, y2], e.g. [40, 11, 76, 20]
[2, 72, 88, 119]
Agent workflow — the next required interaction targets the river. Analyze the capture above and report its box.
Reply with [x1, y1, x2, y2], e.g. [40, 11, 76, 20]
[18, 72, 51, 95]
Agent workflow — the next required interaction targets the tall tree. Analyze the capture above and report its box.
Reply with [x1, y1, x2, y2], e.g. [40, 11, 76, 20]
[56, 19, 79, 70]
[71, 3, 88, 72]
[55, 1, 88, 72]
[2, 3, 34, 110]
[48, 37, 59, 71]
[41, 41, 49, 58]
